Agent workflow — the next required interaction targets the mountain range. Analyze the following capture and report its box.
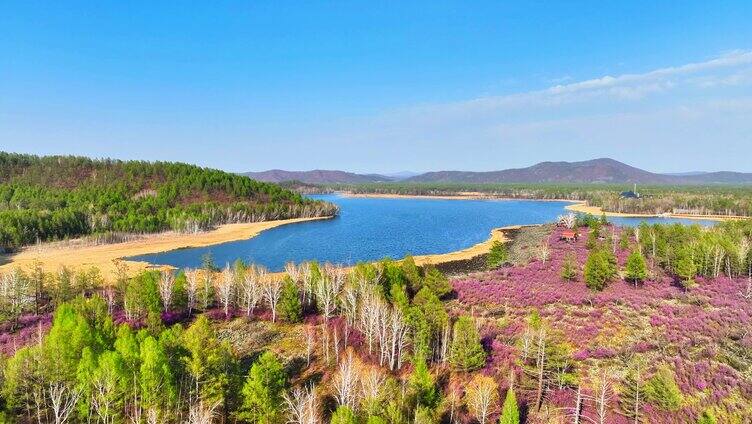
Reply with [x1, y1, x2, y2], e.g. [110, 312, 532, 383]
[243, 159, 752, 185]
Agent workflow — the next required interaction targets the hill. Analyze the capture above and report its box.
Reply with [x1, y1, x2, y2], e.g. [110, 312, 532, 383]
[405, 158, 752, 184]
[0, 152, 337, 250]
[243, 169, 393, 184]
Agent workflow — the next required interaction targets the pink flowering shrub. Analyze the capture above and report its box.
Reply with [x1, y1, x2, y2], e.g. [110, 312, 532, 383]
[453, 226, 752, 423]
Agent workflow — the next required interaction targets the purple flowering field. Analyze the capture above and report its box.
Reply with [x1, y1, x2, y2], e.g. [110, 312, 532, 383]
[453, 226, 752, 423]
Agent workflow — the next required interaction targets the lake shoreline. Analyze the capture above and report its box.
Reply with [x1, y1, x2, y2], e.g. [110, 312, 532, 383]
[342, 192, 741, 221]
[0, 216, 334, 278]
[564, 202, 740, 221]
[340, 191, 578, 203]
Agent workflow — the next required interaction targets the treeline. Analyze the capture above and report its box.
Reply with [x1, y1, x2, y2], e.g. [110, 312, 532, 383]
[0, 152, 338, 250]
[0, 256, 518, 423]
[328, 182, 752, 217]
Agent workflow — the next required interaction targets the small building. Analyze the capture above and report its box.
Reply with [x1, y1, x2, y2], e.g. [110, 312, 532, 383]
[561, 229, 579, 242]
[620, 183, 641, 199]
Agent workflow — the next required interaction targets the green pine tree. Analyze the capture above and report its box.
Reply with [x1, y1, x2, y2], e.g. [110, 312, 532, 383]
[644, 366, 683, 411]
[449, 316, 486, 372]
[499, 386, 520, 424]
[240, 351, 287, 424]
[675, 248, 697, 289]
[422, 266, 452, 298]
[625, 250, 648, 284]
[278, 276, 302, 323]
[584, 249, 616, 291]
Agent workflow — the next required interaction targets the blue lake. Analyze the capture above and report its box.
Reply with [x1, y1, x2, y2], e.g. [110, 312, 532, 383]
[128, 194, 716, 271]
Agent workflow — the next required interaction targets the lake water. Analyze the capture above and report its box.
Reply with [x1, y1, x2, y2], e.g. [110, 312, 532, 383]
[128, 194, 716, 271]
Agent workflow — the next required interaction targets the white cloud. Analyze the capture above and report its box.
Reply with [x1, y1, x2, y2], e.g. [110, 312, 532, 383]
[318, 51, 752, 172]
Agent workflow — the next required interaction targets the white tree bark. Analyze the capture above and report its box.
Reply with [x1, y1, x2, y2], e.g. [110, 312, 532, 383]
[158, 270, 175, 312]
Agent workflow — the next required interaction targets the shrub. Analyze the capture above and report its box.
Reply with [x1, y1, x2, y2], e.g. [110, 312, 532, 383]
[487, 241, 509, 269]
[697, 409, 717, 424]
[331, 406, 357, 424]
[560, 252, 578, 281]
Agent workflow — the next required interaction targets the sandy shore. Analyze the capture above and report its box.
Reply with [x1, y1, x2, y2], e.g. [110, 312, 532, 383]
[414, 226, 518, 266]
[341, 191, 577, 202]
[564, 202, 743, 221]
[0, 217, 331, 278]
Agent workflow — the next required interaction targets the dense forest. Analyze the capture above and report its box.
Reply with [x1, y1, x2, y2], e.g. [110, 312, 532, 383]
[0, 152, 338, 250]
[329, 182, 752, 217]
[1, 217, 751, 423]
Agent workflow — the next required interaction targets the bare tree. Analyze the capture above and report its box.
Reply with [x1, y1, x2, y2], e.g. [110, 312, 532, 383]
[538, 241, 551, 265]
[262, 275, 283, 322]
[0, 268, 33, 331]
[388, 307, 408, 370]
[332, 349, 360, 409]
[285, 262, 302, 285]
[284, 385, 320, 424]
[158, 270, 175, 312]
[217, 265, 235, 319]
[359, 365, 385, 408]
[185, 269, 199, 316]
[315, 275, 338, 322]
[241, 266, 265, 318]
[187, 399, 220, 424]
[340, 283, 359, 346]
[534, 327, 547, 410]
[358, 287, 382, 355]
[300, 262, 316, 307]
[560, 213, 577, 229]
[591, 368, 615, 424]
[305, 325, 316, 366]
[465, 375, 498, 424]
[47, 383, 80, 424]
[738, 237, 751, 278]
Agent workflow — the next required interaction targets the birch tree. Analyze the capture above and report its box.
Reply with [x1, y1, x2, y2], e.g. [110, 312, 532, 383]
[284, 385, 320, 424]
[262, 275, 283, 322]
[240, 266, 265, 318]
[465, 375, 498, 424]
[332, 350, 360, 409]
[217, 265, 235, 318]
[185, 269, 199, 316]
[158, 270, 175, 313]
[48, 382, 80, 424]
[0, 268, 33, 331]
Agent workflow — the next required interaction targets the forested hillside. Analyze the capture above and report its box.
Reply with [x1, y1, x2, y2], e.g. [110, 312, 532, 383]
[334, 182, 752, 217]
[0, 152, 337, 250]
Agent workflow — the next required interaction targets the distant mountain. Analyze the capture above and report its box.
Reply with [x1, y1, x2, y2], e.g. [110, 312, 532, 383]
[243, 159, 752, 186]
[243, 169, 393, 184]
[404, 159, 752, 185]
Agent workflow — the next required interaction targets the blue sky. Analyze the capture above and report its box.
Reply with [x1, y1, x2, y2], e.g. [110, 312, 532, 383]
[2, 1, 751, 173]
